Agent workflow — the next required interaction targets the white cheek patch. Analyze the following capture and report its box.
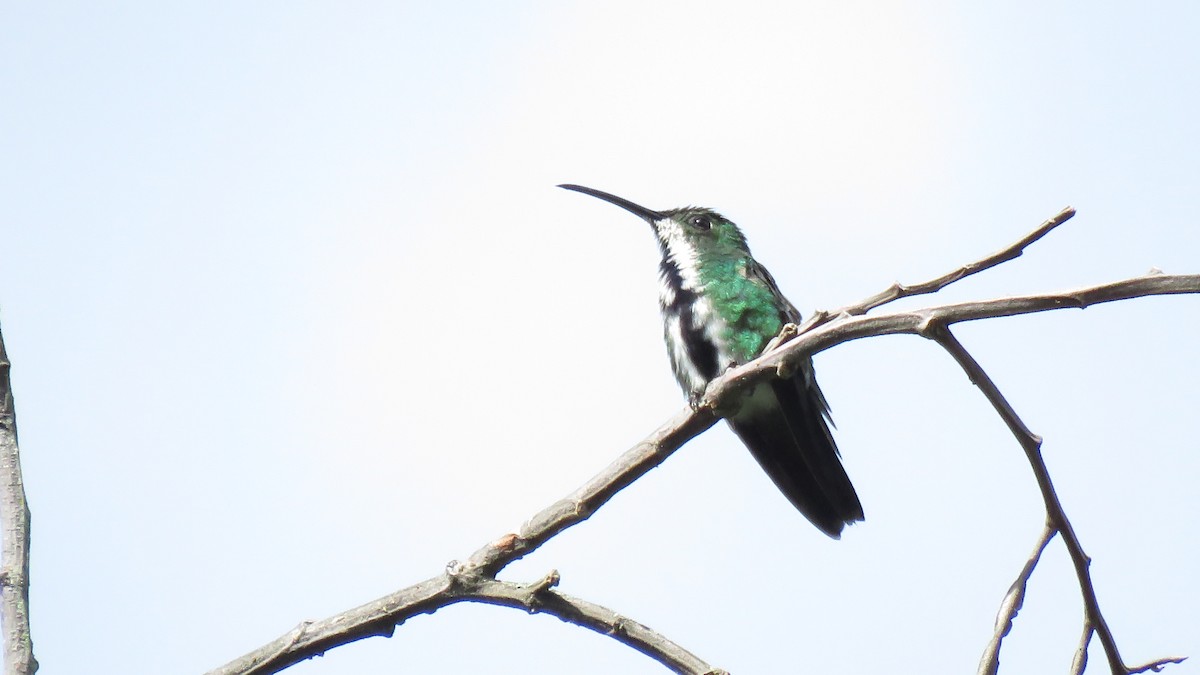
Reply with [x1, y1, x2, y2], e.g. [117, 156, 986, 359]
[656, 218, 702, 291]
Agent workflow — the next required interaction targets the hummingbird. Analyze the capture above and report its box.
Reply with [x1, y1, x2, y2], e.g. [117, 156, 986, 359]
[559, 184, 863, 538]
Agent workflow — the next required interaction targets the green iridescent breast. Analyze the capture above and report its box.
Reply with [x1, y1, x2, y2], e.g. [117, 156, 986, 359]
[698, 257, 784, 363]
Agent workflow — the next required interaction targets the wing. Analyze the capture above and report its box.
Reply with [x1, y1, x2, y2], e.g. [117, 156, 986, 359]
[728, 373, 863, 537]
[745, 258, 803, 324]
[732, 259, 861, 535]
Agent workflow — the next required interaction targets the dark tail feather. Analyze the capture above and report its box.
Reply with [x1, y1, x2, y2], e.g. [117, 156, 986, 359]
[727, 371, 863, 538]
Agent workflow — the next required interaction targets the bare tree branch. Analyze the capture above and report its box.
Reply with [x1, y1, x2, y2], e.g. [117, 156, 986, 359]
[798, 206, 1076, 333]
[208, 196, 1198, 675]
[468, 572, 726, 674]
[0, 324, 36, 675]
[211, 270, 1200, 674]
[978, 524, 1057, 675]
[928, 324, 1131, 668]
[703, 273, 1200, 411]
[1073, 624, 1095, 675]
[1073, 625, 1188, 675]
[928, 326, 1185, 674]
[1126, 656, 1189, 674]
[207, 407, 725, 675]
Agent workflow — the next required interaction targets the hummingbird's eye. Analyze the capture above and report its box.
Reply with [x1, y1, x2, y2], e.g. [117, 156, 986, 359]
[690, 215, 711, 230]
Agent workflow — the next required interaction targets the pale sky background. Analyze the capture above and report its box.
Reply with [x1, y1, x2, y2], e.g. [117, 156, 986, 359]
[2, 2, 1199, 674]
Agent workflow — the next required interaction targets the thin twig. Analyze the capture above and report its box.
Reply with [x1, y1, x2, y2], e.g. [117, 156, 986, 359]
[977, 523, 1057, 675]
[1071, 616, 1188, 674]
[0, 324, 36, 675]
[1072, 623, 1095, 675]
[1126, 656, 1189, 674]
[798, 206, 1076, 334]
[467, 572, 726, 675]
[532, 589, 726, 674]
[929, 326, 1183, 674]
[464, 406, 717, 576]
[929, 325, 1128, 669]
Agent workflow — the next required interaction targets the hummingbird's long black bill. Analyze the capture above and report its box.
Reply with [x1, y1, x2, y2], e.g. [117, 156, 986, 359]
[558, 184, 665, 223]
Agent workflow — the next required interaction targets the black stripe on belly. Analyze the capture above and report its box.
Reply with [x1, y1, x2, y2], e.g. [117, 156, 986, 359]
[660, 259, 720, 381]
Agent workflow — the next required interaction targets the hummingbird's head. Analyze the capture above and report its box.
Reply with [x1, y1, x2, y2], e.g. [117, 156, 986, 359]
[558, 184, 749, 260]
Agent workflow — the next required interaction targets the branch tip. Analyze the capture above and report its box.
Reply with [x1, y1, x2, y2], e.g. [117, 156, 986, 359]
[1128, 655, 1188, 674]
[531, 569, 560, 593]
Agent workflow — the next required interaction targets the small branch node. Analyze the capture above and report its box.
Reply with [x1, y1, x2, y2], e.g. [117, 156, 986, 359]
[286, 621, 312, 648]
[489, 532, 521, 554]
[529, 569, 561, 594]
[571, 498, 593, 520]
[915, 313, 947, 340]
[446, 559, 480, 587]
